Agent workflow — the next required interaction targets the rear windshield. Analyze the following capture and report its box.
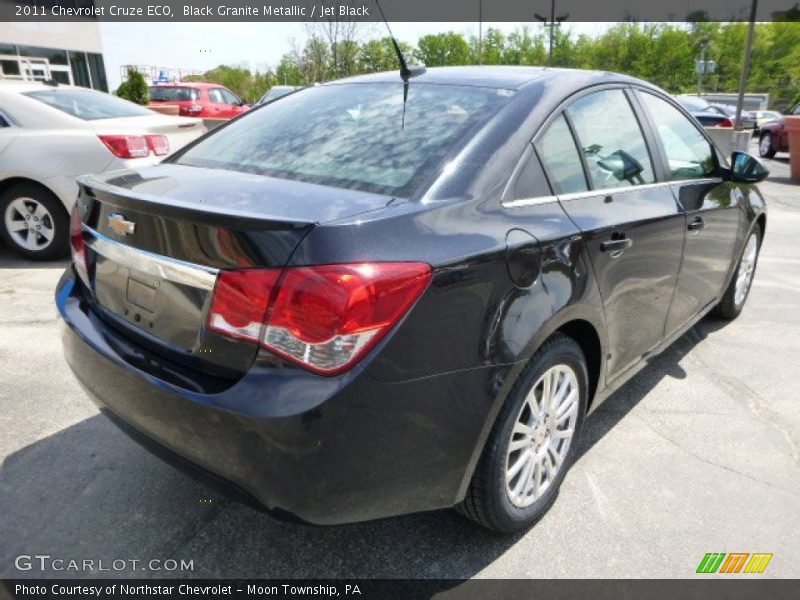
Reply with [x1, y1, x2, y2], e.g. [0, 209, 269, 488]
[24, 89, 153, 120]
[173, 82, 513, 197]
[149, 86, 199, 102]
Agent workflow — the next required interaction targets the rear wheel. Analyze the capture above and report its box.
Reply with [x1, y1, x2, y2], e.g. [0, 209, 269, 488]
[457, 333, 588, 532]
[713, 229, 761, 320]
[758, 132, 776, 158]
[0, 183, 69, 260]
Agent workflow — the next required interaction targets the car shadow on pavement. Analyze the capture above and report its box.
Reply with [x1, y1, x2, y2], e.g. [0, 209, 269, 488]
[0, 316, 731, 580]
[577, 316, 729, 462]
[0, 243, 69, 270]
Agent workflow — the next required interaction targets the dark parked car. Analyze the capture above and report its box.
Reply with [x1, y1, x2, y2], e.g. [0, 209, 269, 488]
[59, 67, 767, 532]
[256, 85, 303, 105]
[676, 95, 733, 127]
[708, 103, 756, 131]
[758, 102, 800, 158]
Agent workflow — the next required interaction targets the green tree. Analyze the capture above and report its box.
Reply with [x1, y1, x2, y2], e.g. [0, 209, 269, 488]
[414, 32, 471, 66]
[116, 68, 149, 105]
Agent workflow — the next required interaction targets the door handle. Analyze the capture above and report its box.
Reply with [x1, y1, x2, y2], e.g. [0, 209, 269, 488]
[688, 217, 706, 232]
[600, 237, 633, 256]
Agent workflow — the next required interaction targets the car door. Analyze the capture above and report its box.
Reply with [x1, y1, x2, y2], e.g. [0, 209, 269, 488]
[219, 87, 247, 116]
[207, 87, 233, 118]
[635, 91, 743, 337]
[536, 88, 685, 380]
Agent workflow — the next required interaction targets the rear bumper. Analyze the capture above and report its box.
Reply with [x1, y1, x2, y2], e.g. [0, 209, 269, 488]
[57, 269, 500, 524]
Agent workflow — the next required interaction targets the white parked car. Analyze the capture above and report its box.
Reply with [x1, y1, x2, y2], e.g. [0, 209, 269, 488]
[0, 81, 206, 259]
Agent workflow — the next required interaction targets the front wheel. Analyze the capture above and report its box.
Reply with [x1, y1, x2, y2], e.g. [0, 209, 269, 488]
[457, 333, 588, 532]
[713, 229, 761, 320]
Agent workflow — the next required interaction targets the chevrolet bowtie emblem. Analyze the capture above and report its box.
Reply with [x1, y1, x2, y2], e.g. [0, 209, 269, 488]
[108, 213, 136, 236]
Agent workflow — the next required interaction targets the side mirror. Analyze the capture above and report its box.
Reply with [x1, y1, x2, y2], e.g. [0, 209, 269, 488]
[730, 151, 769, 184]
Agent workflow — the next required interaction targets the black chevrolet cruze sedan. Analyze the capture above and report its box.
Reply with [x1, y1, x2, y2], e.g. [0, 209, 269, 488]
[58, 67, 767, 532]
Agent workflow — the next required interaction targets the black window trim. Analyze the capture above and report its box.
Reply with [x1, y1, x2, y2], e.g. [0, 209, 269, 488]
[0, 109, 19, 127]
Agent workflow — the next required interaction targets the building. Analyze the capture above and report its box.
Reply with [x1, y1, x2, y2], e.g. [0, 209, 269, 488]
[0, 21, 108, 91]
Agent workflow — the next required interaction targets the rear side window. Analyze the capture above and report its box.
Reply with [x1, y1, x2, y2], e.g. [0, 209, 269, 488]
[149, 87, 198, 102]
[24, 89, 153, 120]
[174, 82, 512, 197]
[566, 89, 655, 190]
[535, 115, 587, 195]
[639, 92, 717, 181]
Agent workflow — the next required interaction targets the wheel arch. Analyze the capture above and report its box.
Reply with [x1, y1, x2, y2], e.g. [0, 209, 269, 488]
[0, 177, 64, 211]
[455, 305, 607, 502]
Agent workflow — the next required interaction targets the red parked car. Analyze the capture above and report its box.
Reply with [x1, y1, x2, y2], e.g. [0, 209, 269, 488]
[148, 83, 250, 119]
[758, 102, 800, 158]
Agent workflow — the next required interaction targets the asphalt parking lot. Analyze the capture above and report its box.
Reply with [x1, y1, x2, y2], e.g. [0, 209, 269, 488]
[1, 151, 799, 580]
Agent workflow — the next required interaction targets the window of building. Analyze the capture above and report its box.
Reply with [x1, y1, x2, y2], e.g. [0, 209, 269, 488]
[87, 53, 108, 92]
[17, 45, 68, 66]
[68, 51, 91, 88]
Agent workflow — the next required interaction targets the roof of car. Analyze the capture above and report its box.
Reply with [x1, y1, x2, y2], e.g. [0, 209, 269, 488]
[330, 66, 646, 90]
[150, 82, 224, 88]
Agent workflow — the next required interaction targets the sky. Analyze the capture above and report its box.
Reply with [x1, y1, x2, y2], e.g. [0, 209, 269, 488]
[100, 22, 611, 90]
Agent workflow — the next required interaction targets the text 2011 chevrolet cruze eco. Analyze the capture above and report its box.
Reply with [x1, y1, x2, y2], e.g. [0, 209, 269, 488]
[58, 67, 767, 532]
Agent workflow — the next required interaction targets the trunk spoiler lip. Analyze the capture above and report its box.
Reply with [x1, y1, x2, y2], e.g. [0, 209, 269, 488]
[78, 174, 315, 231]
[77, 174, 401, 231]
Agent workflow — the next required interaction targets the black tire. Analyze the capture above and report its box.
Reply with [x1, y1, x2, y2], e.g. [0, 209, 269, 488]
[457, 333, 589, 532]
[0, 183, 70, 260]
[712, 227, 762, 320]
[758, 132, 776, 158]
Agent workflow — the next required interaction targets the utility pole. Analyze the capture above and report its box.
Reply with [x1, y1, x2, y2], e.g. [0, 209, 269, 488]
[696, 37, 709, 96]
[734, 0, 758, 131]
[478, 0, 483, 66]
[535, 0, 569, 66]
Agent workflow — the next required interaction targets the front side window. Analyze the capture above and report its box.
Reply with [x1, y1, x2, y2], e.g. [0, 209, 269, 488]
[220, 88, 240, 105]
[174, 82, 512, 197]
[208, 88, 226, 104]
[566, 89, 655, 190]
[639, 92, 717, 181]
[24, 89, 153, 120]
[534, 115, 587, 195]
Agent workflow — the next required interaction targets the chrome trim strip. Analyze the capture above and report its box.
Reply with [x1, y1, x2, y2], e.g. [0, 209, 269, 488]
[502, 178, 723, 209]
[85, 228, 219, 291]
[558, 178, 725, 202]
[502, 195, 558, 209]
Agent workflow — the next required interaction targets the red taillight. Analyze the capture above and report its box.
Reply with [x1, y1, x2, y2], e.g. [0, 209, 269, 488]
[207, 270, 282, 343]
[205, 263, 432, 375]
[98, 135, 149, 159]
[69, 204, 89, 282]
[145, 134, 169, 156]
[719, 118, 733, 128]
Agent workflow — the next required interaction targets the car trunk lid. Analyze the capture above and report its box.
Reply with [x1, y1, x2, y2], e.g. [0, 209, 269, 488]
[73, 164, 395, 377]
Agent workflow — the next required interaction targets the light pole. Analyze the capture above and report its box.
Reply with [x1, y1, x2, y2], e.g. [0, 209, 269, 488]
[696, 37, 710, 97]
[734, 0, 758, 131]
[535, 0, 569, 66]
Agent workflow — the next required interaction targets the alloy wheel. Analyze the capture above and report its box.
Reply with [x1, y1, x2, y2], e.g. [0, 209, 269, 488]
[3, 197, 56, 252]
[505, 364, 579, 508]
[734, 233, 758, 307]
[759, 134, 772, 156]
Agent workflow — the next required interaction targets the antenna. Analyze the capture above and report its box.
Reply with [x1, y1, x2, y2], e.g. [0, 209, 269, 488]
[373, 0, 425, 128]
[374, 0, 426, 82]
